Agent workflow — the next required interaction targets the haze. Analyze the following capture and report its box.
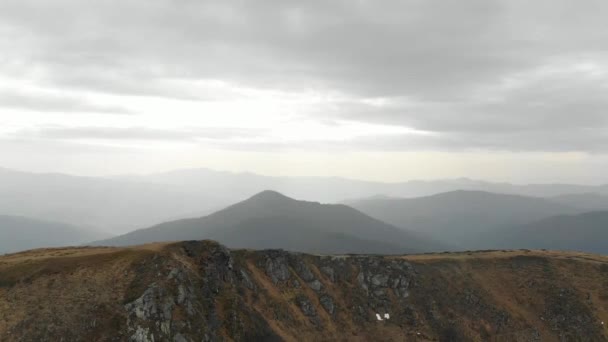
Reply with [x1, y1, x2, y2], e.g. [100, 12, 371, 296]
[1, 0, 608, 183]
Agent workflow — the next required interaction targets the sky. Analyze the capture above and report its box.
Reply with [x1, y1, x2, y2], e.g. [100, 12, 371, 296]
[1, 0, 608, 183]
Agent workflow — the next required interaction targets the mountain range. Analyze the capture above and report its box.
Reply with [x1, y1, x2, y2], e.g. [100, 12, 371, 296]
[1, 166, 607, 256]
[94, 191, 442, 254]
[347, 190, 583, 250]
[3, 166, 608, 235]
[496, 211, 608, 254]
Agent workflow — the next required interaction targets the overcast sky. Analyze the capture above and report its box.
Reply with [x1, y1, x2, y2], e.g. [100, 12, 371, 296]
[1, 0, 608, 183]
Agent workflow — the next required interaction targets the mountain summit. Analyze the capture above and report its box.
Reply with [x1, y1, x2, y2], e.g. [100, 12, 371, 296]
[95, 191, 441, 254]
[246, 190, 291, 202]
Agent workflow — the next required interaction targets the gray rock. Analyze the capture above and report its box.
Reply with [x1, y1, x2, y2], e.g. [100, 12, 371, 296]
[125, 284, 169, 321]
[373, 289, 386, 298]
[264, 255, 291, 284]
[239, 269, 256, 290]
[357, 272, 368, 291]
[291, 258, 315, 282]
[130, 326, 153, 342]
[396, 288, 410, 298]
[320, 295, 336, 315]
[296, 295, 317, 317]
[308, 279, 323, 292]
[173, 333, 188, 342]
[371, 274, 389, 287]
[167, 268, 183, 281]
[320, 266, 335, 282]
[177, 285, 187, 304]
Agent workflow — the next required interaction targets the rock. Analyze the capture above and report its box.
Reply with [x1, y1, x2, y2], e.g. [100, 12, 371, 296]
[177, 285, 187, 304]
[167, 268, 184, 281]
[291, 258, 315, 282]
[239, 269, 256, 290]
[125, 284, 172, 321]
[357, 272, 368, 291]
[264, 253, 291, 284]
[173, 333, 188, 342]
[319, 295, 335, 315]
[371, 274, 389, 287]
[308, 280, 322, 292]
[320, 266, 335, 282]
[296, 295, 317, 317]
[395, 288, 410, 298]
[130, 326, 153, 342]
[373, 289, 386, 298]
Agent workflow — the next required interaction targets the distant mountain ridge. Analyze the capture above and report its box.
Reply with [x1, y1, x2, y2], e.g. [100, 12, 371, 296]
[348, 190, 582, 250]
[94, 190, 443, 254]
[496, 211, 608, 254]
[3, 166, 608, 235]
[551, 193, 608, 212]
[0, 167, 231, 234]
[124, 168, 608, 199]
[0, 215, 107, 254]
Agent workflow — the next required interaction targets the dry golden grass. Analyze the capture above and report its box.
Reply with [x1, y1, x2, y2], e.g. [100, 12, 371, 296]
[1, 243, 606, 341]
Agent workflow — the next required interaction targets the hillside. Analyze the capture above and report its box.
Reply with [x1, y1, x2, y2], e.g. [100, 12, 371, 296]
[348, 190, 580, 250]
[0, 241, 606, 341]
[496, 211, 608, 255]
[95, 191, 441, 254]
[0, 215, 107, 255]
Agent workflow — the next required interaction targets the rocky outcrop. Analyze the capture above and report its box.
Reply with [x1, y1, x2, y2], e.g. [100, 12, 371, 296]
[1, 241, 607, 341]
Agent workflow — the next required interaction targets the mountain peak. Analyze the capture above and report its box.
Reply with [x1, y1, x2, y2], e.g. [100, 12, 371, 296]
[247, 190, 292, 202]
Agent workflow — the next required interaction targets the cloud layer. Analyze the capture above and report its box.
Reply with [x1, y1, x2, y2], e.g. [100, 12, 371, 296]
[1, 0, 608, 180]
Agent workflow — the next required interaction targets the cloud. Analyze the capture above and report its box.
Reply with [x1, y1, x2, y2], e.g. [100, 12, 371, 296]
[15, 126, 265, 143]
[2, 0, 606, 96]
[1, 0, 608, 154]
[0, 88, 132, 114]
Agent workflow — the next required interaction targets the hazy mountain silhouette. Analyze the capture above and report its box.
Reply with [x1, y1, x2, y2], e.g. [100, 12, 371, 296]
[94, 191, 442, 254]
[3, 166, 608, 236]
[496, 211, 608, 254]
[348, 190, 581, 250]
[127, 168, 608, 199]
[0, 167, 231, 234]
[550, 193, 608, 212]
[0, 215, 107, 254]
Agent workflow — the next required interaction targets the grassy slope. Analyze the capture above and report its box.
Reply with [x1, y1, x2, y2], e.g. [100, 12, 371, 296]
[0, 243, 606, 341]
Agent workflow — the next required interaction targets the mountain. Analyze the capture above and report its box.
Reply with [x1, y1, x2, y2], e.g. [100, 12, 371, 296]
[348, 190, 580, 250]
[3, 166, 608, 235]
[125, 168, 608, 199]
[1, 240, 607, 341]
[497, 211, 608, 254]
[0, 167, 231, 234]
[0, 215, 107, 254]
[94, 191, 442, 254]
[551, 193, 608, 212]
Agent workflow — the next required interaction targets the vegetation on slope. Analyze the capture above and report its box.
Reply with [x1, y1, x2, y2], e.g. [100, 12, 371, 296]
[1, 241, 606, 341]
